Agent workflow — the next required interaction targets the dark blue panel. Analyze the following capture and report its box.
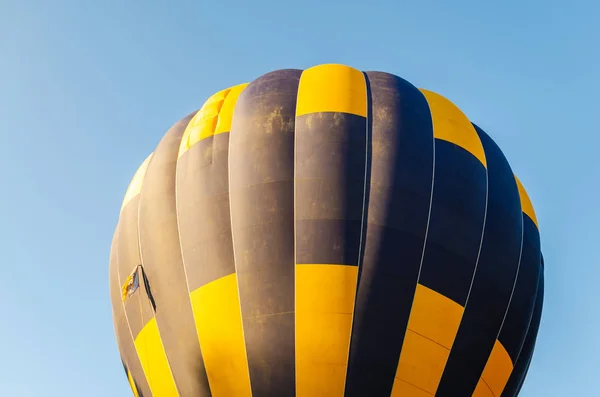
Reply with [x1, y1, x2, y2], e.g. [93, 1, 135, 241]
[501, 268, 544, 397]
[418, 139, 487, 306]
[436, 125, 523, 397]
[498, 214, 541, 362]
[344, 71, 434, 397]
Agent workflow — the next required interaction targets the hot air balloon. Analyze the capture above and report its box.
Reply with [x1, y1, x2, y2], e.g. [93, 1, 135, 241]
[109, 64, 544, 397]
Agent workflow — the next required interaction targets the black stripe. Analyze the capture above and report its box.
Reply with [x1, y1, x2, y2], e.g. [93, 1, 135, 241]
[294, 111, 367, 266]
[436, 125, 523, 396]
[137, 112, 212, 396]
[177, 133, 235, 291]
[498, 214, 541, 362]
[418, 139, 487, 306]
[501, 269, 544, 397]
[344, 71, 434, 397]
[228, 69, 301, 397]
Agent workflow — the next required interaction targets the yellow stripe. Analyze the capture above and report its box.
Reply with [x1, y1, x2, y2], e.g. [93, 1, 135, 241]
[178, 83, 248, 158]
[296, 64, 367, 117]
[473, 379, 495, 397]
[190, 274, 252, 397]
[405, 284, 464, 349]
[126, 369, 140, 397]
[391, 284, 464, 395]
[514, 175, 539, 229]
[215, 84, 248, 135]
[121, 153, 153, 212]
[134, 318, 179, 397]
[295, 264, 359, 397]
[420, 89, 487, 167]
[476, 340, 514, 397]
[394, 330, 450, 395]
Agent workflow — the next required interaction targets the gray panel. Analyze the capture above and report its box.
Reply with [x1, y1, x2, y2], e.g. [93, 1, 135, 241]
[176, 133, 235, 291]
[294, 112, 367, 266]
[137, 112, 211, 397]
[229, 69, 301, 397]
[117, 197, 154, 339]
[110, 227, 152, 397]
[117, 197, 143, 283]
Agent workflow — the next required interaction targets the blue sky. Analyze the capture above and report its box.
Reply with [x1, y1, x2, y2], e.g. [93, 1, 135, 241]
[1, 0, 598, 396]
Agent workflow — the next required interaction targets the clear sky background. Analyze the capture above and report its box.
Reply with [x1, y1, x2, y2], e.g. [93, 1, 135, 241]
[1, 0, 598, 396]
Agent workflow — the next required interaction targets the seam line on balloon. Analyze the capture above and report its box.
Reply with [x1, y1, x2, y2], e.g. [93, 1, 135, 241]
[342, 71, 370, 396]
[173, 110, 214, 396]
[480, 378, 494, 395]
[176, 110, 200, 306]
[116, 230, 148, 392]
[495, 206, 525, 351]
[457, 148, 489, 312]
[293, 72, 299, 396]
[515, 348, 535, 393]
[117, 181, 154, 395]
[436, 134, 490, 393]
[136, 152, 182, 397]
[508, 263, 542, 389]
[413, 97, 436, 292]
[390, 91, 437, 394]
[395, 378, 435, 395]
[228, 104, 254, 395]
[407, 329, 449, 350]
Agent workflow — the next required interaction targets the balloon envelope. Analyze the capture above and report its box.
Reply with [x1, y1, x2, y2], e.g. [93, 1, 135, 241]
[109, 64, 543, 397]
